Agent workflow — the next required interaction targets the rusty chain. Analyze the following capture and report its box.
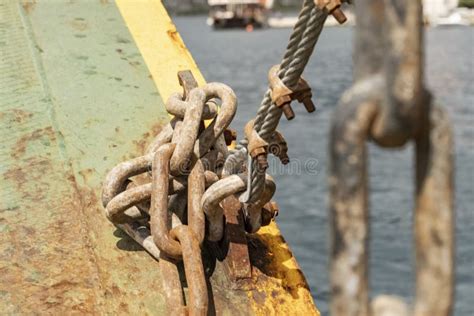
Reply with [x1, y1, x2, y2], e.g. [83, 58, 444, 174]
[101, 0, 455, 315]
[101, 0, 348, 313]
[102, 70, 276, 314]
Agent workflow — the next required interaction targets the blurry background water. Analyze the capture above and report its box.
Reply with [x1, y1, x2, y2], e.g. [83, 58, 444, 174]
[173, 17, 473, 315]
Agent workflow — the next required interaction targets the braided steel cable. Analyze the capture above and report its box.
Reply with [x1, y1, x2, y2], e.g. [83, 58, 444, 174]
[248, 7, 328, 201]
[253, 0, 315, 131]
[225, 1, 319, 173]
[224, 2, 329, 203]
[259, 7, 328, 140]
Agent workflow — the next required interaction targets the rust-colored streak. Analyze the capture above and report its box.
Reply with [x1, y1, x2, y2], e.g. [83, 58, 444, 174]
[10, 127, 56, 159]
[1, 161, 100, 313]
[21, 1, 37, 14]
[167, 29, 186, 50]
[70, 19, 88, 31]
[3, 158, 52, 202]
[9, 109, 34, 124]
[132, 123, 163, 155]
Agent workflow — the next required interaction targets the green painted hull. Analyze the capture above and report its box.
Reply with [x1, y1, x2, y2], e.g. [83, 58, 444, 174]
[0, 1, 317, 314]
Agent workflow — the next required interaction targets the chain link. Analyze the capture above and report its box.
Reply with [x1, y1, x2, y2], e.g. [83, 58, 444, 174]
[329, 1, 455, 315]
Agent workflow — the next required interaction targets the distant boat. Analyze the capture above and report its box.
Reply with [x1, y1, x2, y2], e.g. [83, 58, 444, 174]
[207, 0, 273, 29]
[434, 10, 472, 26]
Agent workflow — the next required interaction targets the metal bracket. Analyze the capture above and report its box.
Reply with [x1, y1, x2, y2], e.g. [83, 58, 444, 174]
[218, 195, 252, 284]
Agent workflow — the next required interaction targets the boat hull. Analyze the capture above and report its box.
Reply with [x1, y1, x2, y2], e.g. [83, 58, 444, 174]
[0, 1, 317, 314]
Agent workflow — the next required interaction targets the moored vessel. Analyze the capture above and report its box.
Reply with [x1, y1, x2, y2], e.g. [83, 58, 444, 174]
[207, 0, 273, 28]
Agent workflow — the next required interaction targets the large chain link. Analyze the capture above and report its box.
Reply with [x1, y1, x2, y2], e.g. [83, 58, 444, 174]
[329, 1, 455, 315]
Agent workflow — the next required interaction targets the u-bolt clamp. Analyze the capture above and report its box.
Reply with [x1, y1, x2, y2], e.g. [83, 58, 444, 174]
[268, 65, 316, 120]
[244, 119, 269, 171]
[315, 0, 347, 24]
[268, 130, 290, 165]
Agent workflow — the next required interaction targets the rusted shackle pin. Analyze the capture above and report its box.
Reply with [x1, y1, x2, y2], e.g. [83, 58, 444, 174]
[315, 0, 348, 25]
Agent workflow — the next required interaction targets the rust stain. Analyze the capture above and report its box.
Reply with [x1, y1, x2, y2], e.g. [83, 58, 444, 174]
[132, 123, 163, 155]
[70, 19, 88, 31]
[78, 168, 96, 183]
[21, 1, 37, 14]
[2, 160, 100, 313]
[166, 28, 186, 50]
[3, 157, 52, 202]
[3, 167, 27, 189]
[11, 109, 34, 124]
[11, 127, 56, 159]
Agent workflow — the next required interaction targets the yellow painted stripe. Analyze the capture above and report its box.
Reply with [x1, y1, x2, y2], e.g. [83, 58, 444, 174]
[115, 1, 318, 314]
[116, 0, 205, 102]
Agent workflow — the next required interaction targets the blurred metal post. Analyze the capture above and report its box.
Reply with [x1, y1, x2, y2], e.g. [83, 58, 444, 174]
[329, 0, 455, 315]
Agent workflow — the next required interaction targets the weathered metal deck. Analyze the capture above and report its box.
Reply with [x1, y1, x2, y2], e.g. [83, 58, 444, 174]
[0, 1, 317, 314]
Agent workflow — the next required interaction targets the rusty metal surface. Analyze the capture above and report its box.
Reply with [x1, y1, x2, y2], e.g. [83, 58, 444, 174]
[315, 0, 348, 24]
[150, 143, 183, 259]
[268, 64, 315, 120]
[0, 1, 169, 313]
[219, 196, 252, 282]
[1, 1, 320, 314]
[171, 225, 209, 316]
[101, 70, 253, 315]
[329, 1, 455, 315]
[414, 105, 454, 316]
[202, 174, 247, 241]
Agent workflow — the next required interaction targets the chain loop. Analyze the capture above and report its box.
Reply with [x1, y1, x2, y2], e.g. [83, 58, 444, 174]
[150, 143, 183, 259]
[329, 1, 454, 315]
[170, 225, 208, 316]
